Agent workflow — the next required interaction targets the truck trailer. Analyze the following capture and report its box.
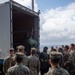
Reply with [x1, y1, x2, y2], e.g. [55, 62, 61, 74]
[0, 0, 40, 73]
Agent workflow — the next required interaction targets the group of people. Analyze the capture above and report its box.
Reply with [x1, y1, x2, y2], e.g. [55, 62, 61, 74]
[46, 43, 75, 75]
[2, 43, 75, 75]
[3, 45, 40, 75]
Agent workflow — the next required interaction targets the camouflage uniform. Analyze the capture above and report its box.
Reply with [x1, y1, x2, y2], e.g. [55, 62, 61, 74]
[46, 51, 69, 75]
[7, 63, 30, 75]
[68, 50, 75, 63]
[63, 51, 70, 68]
[3, 48, 15, 75]
[17, 45, 28, 66]
[27, 55, 40, 75]
[64, 60, 75, 75]
[23, 54, 28, 66]
[7, 52, 30, 75]
[63, 51, 69, 62]
[3, 56, 11, 74]
[46, 66, 69, 75]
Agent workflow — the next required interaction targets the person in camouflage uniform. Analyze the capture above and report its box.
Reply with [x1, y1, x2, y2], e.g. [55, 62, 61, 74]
[68, 43, 75, 64]
[46, 51, 69, 75]
[64, 60, 75, 75]
[63, 45, 69, 62]
[3, 48, 15, 75]
[27, 48, 40, 75]
[7, 52, 30, 75]
[17, 45, 28, 66]
[63, 45, 70, 68]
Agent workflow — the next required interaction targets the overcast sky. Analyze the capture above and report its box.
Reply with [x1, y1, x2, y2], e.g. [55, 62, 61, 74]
[1, 0, 75, 47]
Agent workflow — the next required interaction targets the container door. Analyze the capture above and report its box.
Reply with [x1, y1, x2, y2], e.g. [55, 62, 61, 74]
[0, 3, 10, 59]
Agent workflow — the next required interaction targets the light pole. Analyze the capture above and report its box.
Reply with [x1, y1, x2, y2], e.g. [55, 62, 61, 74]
[32, 0, 34, 11]
[10, 0, 12, 2]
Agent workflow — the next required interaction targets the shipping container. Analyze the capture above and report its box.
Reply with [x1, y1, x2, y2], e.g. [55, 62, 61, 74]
[0, 0, 40, 71]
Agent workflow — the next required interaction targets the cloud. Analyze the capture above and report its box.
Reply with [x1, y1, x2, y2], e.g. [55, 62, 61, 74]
[1, 0, 75, 46]
[40, 3, 75, 45]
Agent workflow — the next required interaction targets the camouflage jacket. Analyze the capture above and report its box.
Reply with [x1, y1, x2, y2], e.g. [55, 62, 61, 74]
[68, 50, 75, 64]
[27, 55, 40, 75]
[46, 66, 69, 75]
[7, 63, 30, 75]
[3, 55, 16, 74]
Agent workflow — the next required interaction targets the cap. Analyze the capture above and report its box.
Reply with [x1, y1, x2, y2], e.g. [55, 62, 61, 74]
[16, 52, 24, 58]
[17, 45, 25, 50]
[50, 51, 62, 59]
[9, 48, 14, 52]
[31, 47, 37, 51]
[31, 48, 37, 54]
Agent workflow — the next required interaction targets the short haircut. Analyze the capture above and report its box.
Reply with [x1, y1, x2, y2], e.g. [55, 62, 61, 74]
[71, 43, 74, 48]
[51, 58, 61, 64]
[65, 45, 69, 50]
[31, 50, 36, 54]
[43, 46, 48, 52]
[16, 56, 23, 63]
[15, 52, 24, 63]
